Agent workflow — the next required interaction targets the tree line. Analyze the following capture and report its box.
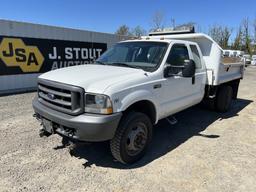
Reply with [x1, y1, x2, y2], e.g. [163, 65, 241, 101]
[115, 12, 256, 55]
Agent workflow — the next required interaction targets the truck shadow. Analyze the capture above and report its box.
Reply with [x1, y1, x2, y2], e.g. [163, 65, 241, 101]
[54, 98, 253, 169]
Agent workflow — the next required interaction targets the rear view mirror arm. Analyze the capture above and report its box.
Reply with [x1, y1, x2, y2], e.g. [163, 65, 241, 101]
[167, 65, 185, 69]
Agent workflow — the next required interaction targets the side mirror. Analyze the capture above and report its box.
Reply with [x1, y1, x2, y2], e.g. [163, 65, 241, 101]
[182, 60, 196, 78]
[164, 59, 196, 78]
[163, 65, 172, 78]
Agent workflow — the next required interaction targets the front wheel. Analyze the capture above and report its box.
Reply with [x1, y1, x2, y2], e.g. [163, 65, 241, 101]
[110, 112, 153, 164]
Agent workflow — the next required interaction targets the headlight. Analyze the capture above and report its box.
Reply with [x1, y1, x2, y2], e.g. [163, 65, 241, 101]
[85, 93, 113, 114]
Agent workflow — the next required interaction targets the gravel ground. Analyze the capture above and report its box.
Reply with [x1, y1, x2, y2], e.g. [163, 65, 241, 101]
[0, 67, 255, 192]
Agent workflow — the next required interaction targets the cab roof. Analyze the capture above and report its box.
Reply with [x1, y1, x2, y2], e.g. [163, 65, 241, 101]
[120, 33, 222, 51]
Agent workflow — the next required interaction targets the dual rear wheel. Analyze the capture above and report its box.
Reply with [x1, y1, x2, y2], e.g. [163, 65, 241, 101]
[215, 85, 233, 112]
[204, 85, 234, 112]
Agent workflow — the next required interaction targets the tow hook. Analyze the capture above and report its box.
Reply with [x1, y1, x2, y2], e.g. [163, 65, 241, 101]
[39, 129, 52, 137]
[33, 113, 41, 121]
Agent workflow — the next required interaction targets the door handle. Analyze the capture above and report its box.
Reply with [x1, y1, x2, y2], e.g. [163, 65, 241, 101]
[192, 76, 195, 84]
[153, 84, 162, 89]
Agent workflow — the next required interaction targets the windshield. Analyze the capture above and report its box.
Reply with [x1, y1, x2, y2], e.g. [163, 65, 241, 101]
[96, 41, 168, 72]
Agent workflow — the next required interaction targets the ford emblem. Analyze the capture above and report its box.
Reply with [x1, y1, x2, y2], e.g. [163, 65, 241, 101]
[47, 93, 56, 100]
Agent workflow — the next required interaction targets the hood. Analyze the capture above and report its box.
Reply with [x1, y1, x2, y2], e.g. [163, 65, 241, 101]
[39, 64, 145, 93]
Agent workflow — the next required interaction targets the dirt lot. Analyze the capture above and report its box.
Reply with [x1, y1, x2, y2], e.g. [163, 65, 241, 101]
[0, 67, 255, 192]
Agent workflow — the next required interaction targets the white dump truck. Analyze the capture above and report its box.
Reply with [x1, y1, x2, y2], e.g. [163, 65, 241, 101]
[33, 29, 245, 164]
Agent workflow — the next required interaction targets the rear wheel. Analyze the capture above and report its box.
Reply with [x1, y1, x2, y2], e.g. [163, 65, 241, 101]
[202, 98, 215, 110]
[110, 112, 152, 164]
[215, 85, 233, 112]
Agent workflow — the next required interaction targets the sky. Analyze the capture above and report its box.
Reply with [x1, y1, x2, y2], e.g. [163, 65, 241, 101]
[0, 0, 255, 40]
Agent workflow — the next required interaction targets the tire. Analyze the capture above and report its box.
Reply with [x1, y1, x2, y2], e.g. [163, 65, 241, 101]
[201, 98, 216, 110]
[215, 85, 233, 112]
[110, 112, 153, 164]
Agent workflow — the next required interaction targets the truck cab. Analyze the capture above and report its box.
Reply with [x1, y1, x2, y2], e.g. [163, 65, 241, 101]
[33, 30, 244, 164]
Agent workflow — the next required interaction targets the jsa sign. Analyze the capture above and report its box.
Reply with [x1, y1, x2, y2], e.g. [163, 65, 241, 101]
[0, 36, 107, 75]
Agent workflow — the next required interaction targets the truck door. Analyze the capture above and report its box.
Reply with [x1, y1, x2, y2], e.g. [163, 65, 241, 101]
[160, 43, 205, 117]
[188, 43, 206, 102]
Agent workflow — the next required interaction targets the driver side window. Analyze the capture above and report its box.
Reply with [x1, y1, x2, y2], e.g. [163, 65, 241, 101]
[166, 44, 189, 74]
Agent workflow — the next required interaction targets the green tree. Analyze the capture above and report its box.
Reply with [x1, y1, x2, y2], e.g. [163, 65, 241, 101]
[241, 18, 252, 54]
[131, 26, 146, 37]
[208, 25, 223, 45]
[232, 26, 242, 50]
[151, 11, 165, 31]
[115, 25, 130, 36]
[208, 25, 232, 49]
[222, 27, 232, 49]
[252, 18, 256, 54]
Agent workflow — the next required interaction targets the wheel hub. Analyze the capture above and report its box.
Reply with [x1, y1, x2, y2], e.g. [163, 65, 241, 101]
[126, 123, 148, 156]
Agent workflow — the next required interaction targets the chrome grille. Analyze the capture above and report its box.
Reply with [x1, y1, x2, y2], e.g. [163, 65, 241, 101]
[38, 79, 84, 115]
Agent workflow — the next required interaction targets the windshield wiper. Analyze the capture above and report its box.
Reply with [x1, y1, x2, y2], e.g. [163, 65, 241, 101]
[110, 62, 140, 69]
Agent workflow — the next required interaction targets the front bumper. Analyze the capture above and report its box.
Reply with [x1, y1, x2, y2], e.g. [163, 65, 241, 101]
[32, 98, 122, 142]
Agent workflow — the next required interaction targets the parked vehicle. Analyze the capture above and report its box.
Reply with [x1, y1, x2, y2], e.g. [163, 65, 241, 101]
[251, 55, 256, 65]
[223, 50, 231, 57]
[223, 50, 244, 57]
[243, 54, 251, 66]
[232, 50, 244, 57]
[33, 30, 245, 164]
